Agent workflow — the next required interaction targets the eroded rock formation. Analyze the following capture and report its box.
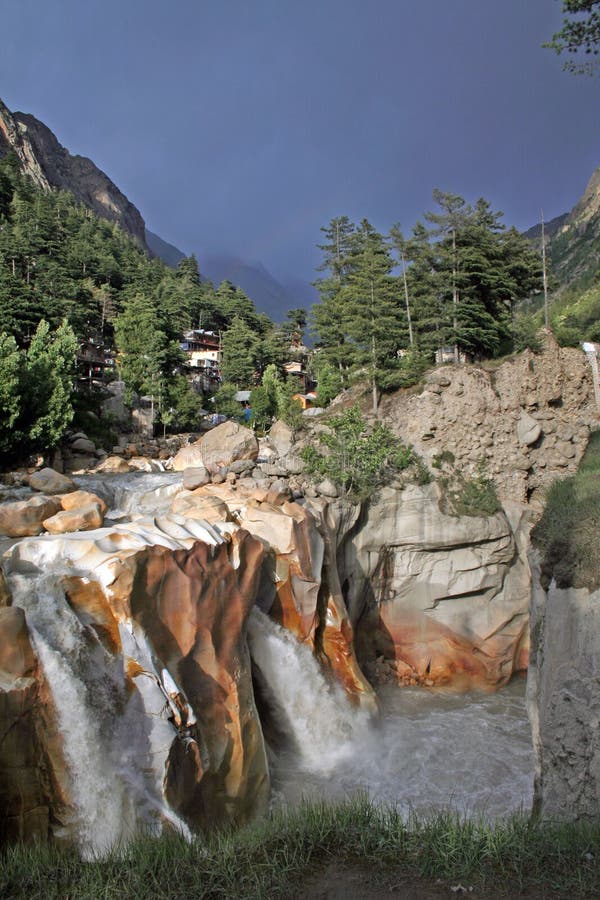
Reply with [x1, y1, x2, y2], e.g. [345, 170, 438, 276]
[1, 518, 273, 849]
[0, 484, 376, 849]
[331, 485, 531, 688]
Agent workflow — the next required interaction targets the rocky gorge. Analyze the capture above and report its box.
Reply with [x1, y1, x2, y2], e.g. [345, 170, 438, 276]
[0, 335, 598, 851]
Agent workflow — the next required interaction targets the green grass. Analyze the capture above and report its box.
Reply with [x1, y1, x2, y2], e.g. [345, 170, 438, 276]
[1, 797, 599, 899]
[438, 470, 501, 518]
[532, 429, 600, 590]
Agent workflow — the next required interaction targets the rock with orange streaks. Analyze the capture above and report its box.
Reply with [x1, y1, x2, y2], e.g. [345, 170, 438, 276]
[0, 495, 62, 537]
[42, 503, 104, 534]
[239, 496, 376, 710]
[0, 606, 70, 845]
[341, 484, 531, 689]
[129, 530, 269, 828]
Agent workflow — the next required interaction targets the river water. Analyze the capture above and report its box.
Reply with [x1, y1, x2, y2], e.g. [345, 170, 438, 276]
[269, 677, 534, 819]
[4, 472, 535, 841]
[248, 610, 534, 820]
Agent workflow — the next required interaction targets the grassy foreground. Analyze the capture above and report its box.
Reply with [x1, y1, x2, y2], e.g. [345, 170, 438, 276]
[1, 797, 599, 899]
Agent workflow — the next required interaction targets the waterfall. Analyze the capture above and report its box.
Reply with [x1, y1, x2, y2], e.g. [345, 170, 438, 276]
[247, 609, 372, 773]
[12, 572, 190, 858]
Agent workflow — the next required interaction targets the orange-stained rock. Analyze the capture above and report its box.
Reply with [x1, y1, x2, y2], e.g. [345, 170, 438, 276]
[0, 495, 62, 537]
[240, 497, 376, 710]
[343, 485, 532, 689]
[62, 577, 121, 655]
[0, 568, 11, 607]
[0, 607, 70, 845]
[42, 503, 104, 534]
[129, 530, 270, 828]
[61, 490, 107, 516]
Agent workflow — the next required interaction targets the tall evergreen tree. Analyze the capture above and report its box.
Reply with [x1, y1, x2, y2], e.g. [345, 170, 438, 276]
[342, 219, 405, 413]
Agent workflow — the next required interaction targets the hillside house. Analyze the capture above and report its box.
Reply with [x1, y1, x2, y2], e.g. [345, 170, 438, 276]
[181, 329, 222, 391]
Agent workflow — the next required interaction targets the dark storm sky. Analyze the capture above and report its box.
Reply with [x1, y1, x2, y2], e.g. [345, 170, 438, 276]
[1, 0, 598, 282]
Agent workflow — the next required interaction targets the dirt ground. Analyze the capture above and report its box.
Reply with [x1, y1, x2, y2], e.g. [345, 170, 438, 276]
[293, 861, 565, 899]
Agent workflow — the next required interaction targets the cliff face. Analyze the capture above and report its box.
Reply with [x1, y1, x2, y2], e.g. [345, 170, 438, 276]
[545, 164, 600, 286]
[527, 560, 600, 822]
[0, 98, 147, 249]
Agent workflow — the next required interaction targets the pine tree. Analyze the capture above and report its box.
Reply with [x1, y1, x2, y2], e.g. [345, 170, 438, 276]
[342, 219, 405, 414]
[312, 216, 357, 381]
[220, 315, 259, 386]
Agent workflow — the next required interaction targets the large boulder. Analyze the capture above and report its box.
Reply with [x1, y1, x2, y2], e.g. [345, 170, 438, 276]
[29, 468, 76, 495]
[42, 503, 105, 534]
[0, 495, 62, 537]
[170, 491, 232, 524]
[199, 422, 259, 474]
[340, 484, 531, 689]
[95, 456, 131, 474]
[182, 466, 210, 490]
[265, 420, 294, 457]
[60, 490, 107, 516]
[171, 445, 205, 472]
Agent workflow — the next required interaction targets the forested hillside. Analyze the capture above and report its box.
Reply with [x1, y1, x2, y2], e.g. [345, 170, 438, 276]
[0, 151, 292, 460]
[311, 193, 543, 412]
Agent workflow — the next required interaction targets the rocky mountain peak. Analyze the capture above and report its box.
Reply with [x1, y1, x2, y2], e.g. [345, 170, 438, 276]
[564, 164, 600, 233]
[0, 97, 148, 249]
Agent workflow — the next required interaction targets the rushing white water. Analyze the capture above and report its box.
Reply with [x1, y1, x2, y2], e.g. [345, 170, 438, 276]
[74, 472, 182, 520]
[247, 609, 374, 771]
[247, 607, 533, 821]
[11, 570, 190, 858]
[269, 675, 535, 820]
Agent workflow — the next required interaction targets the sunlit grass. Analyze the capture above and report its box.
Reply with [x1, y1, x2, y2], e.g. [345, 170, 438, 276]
[1, 796, 599, 899]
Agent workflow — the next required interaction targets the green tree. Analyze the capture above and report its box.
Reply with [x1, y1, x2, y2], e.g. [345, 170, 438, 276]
[220, 315, 259, 386]
[213, 382, 242, 419]
[342, 219, 406, 414]
[0, 332, 24, 453]
[313, 358, 342, 406]
[301, 404, 414, 501]
[312, 216, 357, 381]
[425, 190, 471, 362]
[22, 319, 77, 452]
[545, 1, 600, 72]
[114, 293, 182, 418]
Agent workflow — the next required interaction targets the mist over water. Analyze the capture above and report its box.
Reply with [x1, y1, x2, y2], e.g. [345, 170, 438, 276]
[250, 608, 534, 820]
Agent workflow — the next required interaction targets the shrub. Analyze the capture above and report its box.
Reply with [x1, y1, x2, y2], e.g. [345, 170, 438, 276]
[301, 404, 417, 501]
[438, 462, 501, 517]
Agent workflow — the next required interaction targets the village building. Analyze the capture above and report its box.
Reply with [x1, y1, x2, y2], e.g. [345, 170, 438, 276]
[181, 329, 222, 392]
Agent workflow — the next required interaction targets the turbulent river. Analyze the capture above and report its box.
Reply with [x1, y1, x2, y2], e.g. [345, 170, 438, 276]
[249, 609, 534, 820]
[3, 471, 536, 850]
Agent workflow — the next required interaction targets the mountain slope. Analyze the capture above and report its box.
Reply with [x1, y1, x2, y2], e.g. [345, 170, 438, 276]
[200, 254, 316, 323]
[526, 165, 600, 290]
[146, 230, 186, 267]
[0, 97, 147, 248]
